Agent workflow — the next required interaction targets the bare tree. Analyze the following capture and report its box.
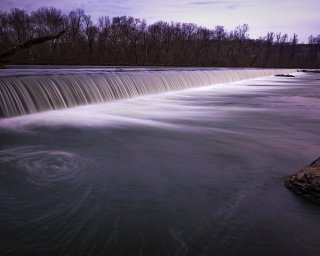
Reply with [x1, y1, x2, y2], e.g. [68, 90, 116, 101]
[84, 15, 98, 58]
[7, 8, 31, 43]
[0, 6, 319, 68]
[67, 9, 84, 50]
[212, 25, 227, 63]
[97, 16, 111, 62]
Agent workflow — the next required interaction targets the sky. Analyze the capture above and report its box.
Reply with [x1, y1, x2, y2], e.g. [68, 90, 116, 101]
[1, 0, 319, 43]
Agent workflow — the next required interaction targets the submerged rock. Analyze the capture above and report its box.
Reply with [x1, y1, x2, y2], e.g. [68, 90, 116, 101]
[285, 157, 320, 204]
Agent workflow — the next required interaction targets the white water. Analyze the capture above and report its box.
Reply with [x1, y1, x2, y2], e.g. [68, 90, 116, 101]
[0, 68, 293, 117]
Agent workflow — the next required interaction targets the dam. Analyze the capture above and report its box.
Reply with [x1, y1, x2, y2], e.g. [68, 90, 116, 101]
[0, 67, 319, 256]
[0, 68, 293, 118]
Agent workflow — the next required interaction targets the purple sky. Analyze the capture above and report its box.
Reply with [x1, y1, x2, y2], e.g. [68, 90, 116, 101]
[1, 0, 319, 42]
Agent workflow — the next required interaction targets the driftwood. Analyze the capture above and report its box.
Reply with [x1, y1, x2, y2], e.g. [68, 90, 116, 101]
[0, 30, 65, 66]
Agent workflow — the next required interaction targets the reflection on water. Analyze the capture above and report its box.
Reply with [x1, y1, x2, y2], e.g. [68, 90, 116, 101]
[0, 72, 320, 256]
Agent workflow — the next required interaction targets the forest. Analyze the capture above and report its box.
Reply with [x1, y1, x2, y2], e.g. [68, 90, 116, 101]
[0, 7, 319, 68]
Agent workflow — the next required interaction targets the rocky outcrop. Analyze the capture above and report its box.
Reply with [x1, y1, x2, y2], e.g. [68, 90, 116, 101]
[286, 157, 320, 204]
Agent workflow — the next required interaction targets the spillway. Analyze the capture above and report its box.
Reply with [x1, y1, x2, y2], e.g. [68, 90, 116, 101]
[0, 68, 294, 118]
[1, 70, 320, 256]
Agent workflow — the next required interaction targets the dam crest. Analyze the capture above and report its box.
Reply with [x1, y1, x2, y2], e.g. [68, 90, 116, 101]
[0, 68, 293, 118]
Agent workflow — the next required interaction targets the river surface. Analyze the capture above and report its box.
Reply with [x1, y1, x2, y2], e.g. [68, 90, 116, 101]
[0, 71, 320, 256]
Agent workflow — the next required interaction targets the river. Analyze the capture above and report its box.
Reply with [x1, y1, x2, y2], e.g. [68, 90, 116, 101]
[0, 69, 319, 256]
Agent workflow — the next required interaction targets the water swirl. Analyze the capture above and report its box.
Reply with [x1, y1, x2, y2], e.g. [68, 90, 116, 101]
[0, 146, 89, 186]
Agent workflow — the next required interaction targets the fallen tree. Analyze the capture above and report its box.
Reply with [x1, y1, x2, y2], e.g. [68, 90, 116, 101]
[0, 30, 65, 67]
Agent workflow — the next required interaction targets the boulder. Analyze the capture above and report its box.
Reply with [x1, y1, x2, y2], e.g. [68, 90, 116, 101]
[285, 157, 320, 204]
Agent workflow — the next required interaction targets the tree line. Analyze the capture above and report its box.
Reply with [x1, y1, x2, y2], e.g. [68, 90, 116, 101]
[0, 7, 319, 68]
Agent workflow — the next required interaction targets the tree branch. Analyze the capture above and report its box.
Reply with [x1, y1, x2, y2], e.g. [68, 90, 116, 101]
[0, 30, 65, 60]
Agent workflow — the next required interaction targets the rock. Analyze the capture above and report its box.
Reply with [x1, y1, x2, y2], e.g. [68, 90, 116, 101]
[275, 74, 295, 77]
[299, 69, 320, 73]
[285, 157, 320, 204]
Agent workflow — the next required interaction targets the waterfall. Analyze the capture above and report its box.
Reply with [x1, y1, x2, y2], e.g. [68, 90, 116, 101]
[0, 68, 294, 118]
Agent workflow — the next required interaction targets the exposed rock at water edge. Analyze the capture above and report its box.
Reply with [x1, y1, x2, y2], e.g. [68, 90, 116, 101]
[275, 74, 295, 77]
[299, 69, 320, 73]
[285, 157, 320, 204]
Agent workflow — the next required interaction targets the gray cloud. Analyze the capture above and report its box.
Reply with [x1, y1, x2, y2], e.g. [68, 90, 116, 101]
[189, 1, 234, 5]
[226, 3, 242, 9]
[188, 0, 248, 9]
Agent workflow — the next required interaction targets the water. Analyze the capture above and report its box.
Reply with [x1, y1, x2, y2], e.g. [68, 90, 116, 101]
[0, 68, 293, 117]
[0, 70, 320, 256]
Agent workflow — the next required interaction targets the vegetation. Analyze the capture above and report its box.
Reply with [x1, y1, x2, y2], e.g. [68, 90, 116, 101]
[0, 7, 319, 67]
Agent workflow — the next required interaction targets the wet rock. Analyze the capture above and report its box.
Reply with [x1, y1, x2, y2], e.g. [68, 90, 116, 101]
[299, 69, 320, 73]
[275, 74, 295, 77]
[285, 157, 320, 204]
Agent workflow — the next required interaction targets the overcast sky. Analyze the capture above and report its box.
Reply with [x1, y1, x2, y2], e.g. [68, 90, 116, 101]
[1, 0, 319, 42]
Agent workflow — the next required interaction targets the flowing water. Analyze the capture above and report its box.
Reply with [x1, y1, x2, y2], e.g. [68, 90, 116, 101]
[0, 68, 319, 256]
[0, 67, 292, 117]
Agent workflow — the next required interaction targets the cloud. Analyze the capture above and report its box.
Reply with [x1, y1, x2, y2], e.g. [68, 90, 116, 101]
[226, 3, 242, 9]
[188, 0, 248, 10]
[189, 1, 226, 5]
[189, 1, 240, 6]
[0, 0, 142, 19]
